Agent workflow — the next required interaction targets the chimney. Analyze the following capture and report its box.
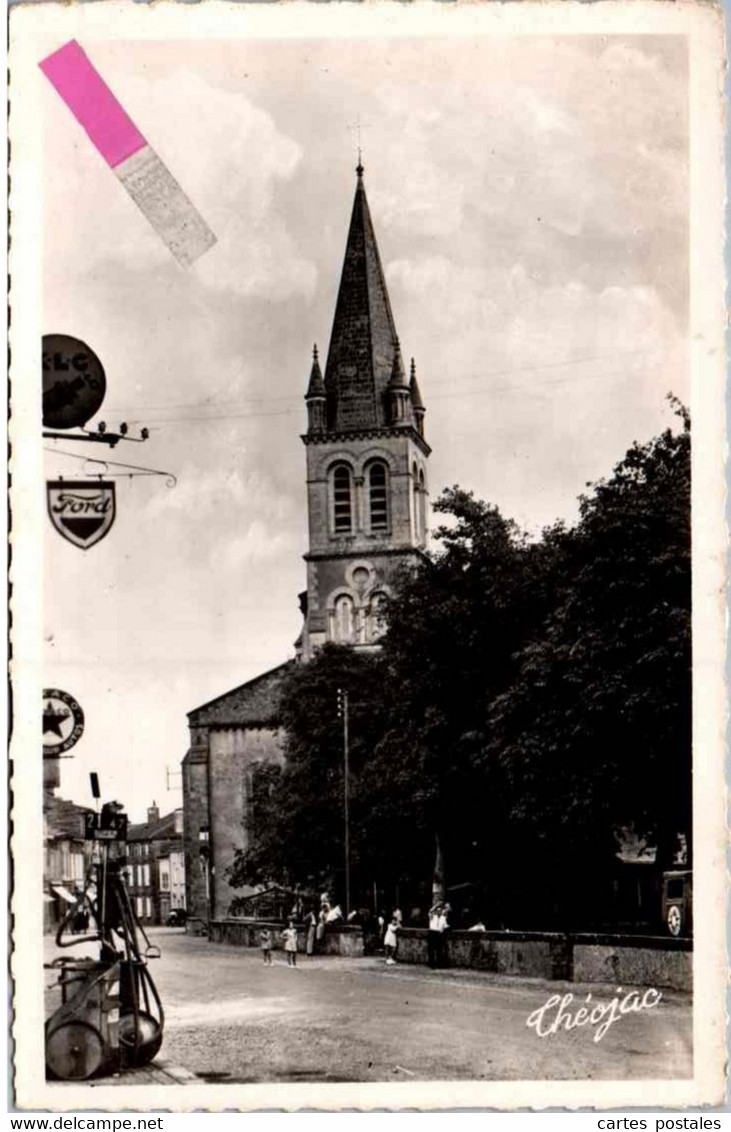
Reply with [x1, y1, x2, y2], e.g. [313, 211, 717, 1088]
[147, 801, 160, 825]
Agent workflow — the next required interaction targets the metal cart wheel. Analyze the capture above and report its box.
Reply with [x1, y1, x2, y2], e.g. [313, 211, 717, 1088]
[119, 1011, 163, 1067]
[46, 1021, 106, 1080]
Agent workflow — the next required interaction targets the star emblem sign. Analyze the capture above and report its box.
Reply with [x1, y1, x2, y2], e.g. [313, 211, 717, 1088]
[42, 689, 85, 756]
[43, 701, 71, 738]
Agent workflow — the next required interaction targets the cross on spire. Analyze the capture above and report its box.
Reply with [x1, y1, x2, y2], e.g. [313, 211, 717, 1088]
[347, 115, 371, 176]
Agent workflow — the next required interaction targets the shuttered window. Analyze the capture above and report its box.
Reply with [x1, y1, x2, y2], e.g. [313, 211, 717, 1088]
[369, 462, 388, 531]
[333, 465, 353, 533]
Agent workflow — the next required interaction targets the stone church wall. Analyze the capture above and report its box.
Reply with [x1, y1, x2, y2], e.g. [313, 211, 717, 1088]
[181, 743, 209, 922]
[208, 726, 286, 917]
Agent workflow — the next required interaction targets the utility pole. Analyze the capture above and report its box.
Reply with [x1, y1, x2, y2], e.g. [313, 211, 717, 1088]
[337, 688, 351, 918]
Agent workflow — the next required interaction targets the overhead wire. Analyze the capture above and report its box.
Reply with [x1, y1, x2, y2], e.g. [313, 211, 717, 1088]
[93, 361, 667, 429]
[97, 346, 659, 421]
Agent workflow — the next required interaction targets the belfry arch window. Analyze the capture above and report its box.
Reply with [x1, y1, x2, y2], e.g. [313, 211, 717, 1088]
[413, 463, 421, 542]
[419, 468, 427, 543]
[368, 461, 389, 532]
[332, 464, 353, 534]
[368, 592, 388, 642]
[333, 595, 355, 643]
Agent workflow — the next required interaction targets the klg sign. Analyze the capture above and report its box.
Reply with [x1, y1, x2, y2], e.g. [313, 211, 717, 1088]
[42, 333, 107, 429]
[47, 480, 116, 550]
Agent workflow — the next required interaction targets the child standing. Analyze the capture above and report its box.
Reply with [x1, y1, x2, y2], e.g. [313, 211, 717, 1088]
[281, 920, 298, 967]
[260, 927, 273, 965]
[384, 915, 399, 965]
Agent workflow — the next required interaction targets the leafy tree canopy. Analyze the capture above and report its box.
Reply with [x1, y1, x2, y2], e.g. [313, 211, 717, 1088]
[229, 401, 690, 930]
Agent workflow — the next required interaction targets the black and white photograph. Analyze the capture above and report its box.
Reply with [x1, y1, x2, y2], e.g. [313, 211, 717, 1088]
[9, 0, 726, 1111]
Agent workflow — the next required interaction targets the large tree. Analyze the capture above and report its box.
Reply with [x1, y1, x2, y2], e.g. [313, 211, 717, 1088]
[484, 402, 691, 923]
[230, 405, 691, 930]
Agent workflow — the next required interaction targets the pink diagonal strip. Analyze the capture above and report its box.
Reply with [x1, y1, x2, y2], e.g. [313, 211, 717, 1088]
[39, 40, 147, 169]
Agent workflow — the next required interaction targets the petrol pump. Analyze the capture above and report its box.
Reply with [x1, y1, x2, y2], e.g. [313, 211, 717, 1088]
[44, 780, 164, 1080]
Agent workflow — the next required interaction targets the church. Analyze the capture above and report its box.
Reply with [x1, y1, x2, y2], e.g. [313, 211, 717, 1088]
[182, 163, 431, 926]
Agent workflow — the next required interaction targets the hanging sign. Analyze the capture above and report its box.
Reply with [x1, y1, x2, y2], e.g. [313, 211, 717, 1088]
[42, 333, 106, 429]
[43, 689, 85, 756]
[84, 810, 128, 842]
[47, 479, 116, 549]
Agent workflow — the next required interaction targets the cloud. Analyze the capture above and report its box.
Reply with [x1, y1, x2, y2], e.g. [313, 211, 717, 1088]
[387, 251, 686, 530]
[219, 521, 298, 571]
[388, 254, 684, 381]
[43, 66, 317, 301]
[141, 462, 300, 569]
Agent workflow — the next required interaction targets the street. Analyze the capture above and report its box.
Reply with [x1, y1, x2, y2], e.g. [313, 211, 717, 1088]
[45, 928, 692, 1084]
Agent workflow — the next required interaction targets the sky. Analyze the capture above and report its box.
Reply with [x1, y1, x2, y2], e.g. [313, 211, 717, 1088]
[41, 32, 689, 820]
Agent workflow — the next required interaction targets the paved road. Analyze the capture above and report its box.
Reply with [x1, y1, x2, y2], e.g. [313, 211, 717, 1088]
[45, 928, 691, 1084]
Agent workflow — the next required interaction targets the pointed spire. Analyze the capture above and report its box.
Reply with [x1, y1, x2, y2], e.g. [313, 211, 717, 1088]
[305, 343, 326, 435]
[386, 338, 414, 425]
[388, 338, 408, 389]
[410, 358, 425, 438]
[409, 358, 424, 409]
[323, 166, 400, 432]
[305, 343, 325, 400]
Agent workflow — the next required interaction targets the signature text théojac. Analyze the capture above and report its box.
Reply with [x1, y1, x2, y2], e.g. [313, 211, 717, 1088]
[527, 987, 662, 1043]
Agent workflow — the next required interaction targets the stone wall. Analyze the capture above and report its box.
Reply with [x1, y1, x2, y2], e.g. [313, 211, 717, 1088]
[395, 929, 573, 980]
[207, 727, 285, 918]
[394, 929, 691, 991]
[209, 919, 364, 957]
[181, 741, 209, 922]
[182, 725, 286, 923]
[572, 940, 692, 992]
[204, 921, 691, 991]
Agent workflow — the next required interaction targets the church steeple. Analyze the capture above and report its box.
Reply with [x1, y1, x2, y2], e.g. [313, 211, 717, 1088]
[323, 164, 401, 433]
[299, 165, 431, 661]
[305, 344, 326, 434]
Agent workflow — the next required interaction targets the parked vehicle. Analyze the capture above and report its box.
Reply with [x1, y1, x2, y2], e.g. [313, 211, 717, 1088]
[166, 908, 188, 928]
[662, 870, 692, 936]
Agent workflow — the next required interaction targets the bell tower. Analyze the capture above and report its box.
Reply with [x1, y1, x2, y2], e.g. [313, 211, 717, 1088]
[298, 163, 431, 660]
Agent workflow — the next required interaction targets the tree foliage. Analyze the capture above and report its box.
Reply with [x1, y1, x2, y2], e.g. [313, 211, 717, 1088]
[229, 403, 691, 930]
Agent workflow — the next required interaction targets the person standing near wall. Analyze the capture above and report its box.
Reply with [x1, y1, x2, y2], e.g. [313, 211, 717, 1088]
[282, 920, 299, 967]
[384, 915, 400, 965]
[316, 906, 327, 953]
[305, 909, 317, 957]
[437, 903, 451, 968]
[427, 902, 443, 969]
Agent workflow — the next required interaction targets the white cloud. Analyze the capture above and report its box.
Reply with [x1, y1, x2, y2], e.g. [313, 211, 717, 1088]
[43, 66, 317, 300]
[219, 521, 297, 571]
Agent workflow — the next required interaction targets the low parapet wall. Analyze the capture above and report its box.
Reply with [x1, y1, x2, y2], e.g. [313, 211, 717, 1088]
[206, 920, 691, 991]
[396, 929, 691, 991]
[208, 918, 364, 957]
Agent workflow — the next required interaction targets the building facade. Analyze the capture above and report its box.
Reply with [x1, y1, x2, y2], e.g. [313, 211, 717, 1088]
[43, 792, 94, 933]
[182, 165, 430, 926]
[127, 804, 186, 925]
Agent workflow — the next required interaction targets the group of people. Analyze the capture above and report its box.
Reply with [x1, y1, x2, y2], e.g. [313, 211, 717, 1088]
[259, 894, 344, 967]
[257, 897, 453, 969]
[259, 923, 299, 967]
[378, 901, 452, 968]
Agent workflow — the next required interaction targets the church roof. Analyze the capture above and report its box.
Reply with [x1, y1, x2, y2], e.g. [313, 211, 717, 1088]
[187, 661, 293, 728]
[324, 165, 400, 432]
